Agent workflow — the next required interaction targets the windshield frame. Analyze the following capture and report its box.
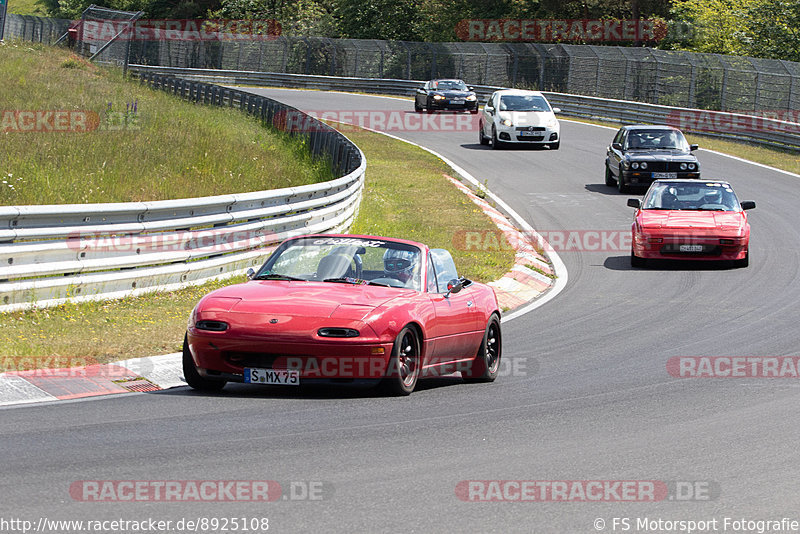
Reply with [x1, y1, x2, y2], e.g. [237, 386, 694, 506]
[255, 236, 425, 291]
[641, 181, 742, 212]
[498, 94, 552, 112]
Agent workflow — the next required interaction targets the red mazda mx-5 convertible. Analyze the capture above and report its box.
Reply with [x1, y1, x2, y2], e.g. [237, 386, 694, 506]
[184, 234, 502, 395]
[628, 179, 755, 268]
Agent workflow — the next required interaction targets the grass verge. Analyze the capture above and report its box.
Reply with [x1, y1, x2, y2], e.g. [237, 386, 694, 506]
[0, 122, 515, 367]
[0, 41, 333, 205]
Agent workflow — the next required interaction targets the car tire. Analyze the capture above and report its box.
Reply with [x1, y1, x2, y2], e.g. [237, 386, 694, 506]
[630, 249, 646, 268]
[733, 250, 749, 268]
[491, 126, 504, 150]
[617, 171, 630, 193]
[478, 121, 489, 145]
[550, 141, 560, 150]
[605, 163, 616, 186]
[182, 334, 226, 392]
[414, 100, 423, 113]
[380, 326, 420, 396]
[462, 314, 502, 383]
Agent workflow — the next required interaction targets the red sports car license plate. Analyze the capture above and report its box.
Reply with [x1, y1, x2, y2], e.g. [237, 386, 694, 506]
[244, 368, 300, 385]
[679, 244, 704, 252]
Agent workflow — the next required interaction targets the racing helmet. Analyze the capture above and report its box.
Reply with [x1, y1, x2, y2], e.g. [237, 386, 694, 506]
[383, 248, 417, 283]
[702, 188, 722, 206]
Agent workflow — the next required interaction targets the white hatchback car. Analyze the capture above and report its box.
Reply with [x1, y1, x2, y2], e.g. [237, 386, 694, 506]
[478, 89, 561, 150]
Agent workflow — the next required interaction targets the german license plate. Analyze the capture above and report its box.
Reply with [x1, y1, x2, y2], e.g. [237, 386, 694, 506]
[679, 245, 704, 252]
[653, 172, 677, 179]
[244, 368, 299, 385]
[450, 99, 465, 105]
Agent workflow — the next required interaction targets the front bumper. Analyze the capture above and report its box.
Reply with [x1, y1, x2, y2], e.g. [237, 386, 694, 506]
[622, 170, 701, 186]
[497, 125, 559, 144]
[187, 332, 396, 381]
[428, 98, 478, 112]
[633, 233, 748, 261]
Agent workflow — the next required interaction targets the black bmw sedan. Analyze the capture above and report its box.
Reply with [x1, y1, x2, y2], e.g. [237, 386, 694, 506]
[606, 125, 700, 193]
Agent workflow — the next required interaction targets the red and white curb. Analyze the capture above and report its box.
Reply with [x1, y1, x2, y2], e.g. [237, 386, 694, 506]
[443, 174, 555, 311]
[0, 353, 182, 407]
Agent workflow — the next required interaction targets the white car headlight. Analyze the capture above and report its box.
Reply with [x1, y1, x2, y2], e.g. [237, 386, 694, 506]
[466, 95, 477, 101]
[640, 162, 648, 169]
[688, 163, 697, 170]
[432, 94, 445, 100]
[547, 118, 558, 128]
[631, 162, 639, 170]
[500, 118, 513, 127]
[680, 163, 688, 170]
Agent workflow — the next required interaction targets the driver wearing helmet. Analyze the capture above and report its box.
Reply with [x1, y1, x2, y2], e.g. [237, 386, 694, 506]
[383, 248, 418, 287]
[700, 188, 723, 209]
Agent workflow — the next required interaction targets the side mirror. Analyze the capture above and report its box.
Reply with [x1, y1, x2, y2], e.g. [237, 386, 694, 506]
[445, 278, 463, 297]
[690, 144, 699, 151]
[467, 86, 474, 91]
[417, 87, 426, 93]
[740, 200, 756, 210]
[552, 107, 561, 114]
[246, 267, 256, 280]
[612, 142, 623, 151]
[627, 198, 641, 208]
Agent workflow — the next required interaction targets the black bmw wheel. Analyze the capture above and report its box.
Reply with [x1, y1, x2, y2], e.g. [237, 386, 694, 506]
[182, 335, 227, 392]
[380, 326, 420, 396]
[463, 314, 502, 383]
[605, 163, 616, 186]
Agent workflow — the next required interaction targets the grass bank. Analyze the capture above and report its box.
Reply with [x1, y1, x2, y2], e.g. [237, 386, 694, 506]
[0, 41, 333, 205]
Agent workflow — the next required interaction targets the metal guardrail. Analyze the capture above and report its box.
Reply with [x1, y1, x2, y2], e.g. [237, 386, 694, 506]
[0, 73, 366, 312]
[128, 65, 800, 151]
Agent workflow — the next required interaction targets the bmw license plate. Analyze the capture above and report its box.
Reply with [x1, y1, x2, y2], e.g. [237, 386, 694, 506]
[244, 367, 299, 385]
[653, 172, 677, 179]
[450, 99, 465, 105]
[679, 245, 704, 252]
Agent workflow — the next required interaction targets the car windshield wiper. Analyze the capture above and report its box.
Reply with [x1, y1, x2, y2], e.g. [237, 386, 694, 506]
[253, 273, 306, 281]
[696, 207, 729, 211]
[323, 277, 364, 284]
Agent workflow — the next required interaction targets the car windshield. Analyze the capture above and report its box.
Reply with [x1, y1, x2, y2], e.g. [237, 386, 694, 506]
[434, 80, 468, 91]
[254, 236, 423, 290]
[642, 182, 741, 211]
[626, 129, 689, 150]
[499, 94, 551, 112]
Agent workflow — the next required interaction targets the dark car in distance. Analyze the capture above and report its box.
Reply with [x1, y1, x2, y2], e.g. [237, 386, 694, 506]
[606, 125, 700, 193]
[415, 79, 479, 114]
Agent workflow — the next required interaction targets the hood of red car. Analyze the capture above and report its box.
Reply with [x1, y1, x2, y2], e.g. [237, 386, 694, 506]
[200, 280, 415, 319]
[639, 210, 745, 230]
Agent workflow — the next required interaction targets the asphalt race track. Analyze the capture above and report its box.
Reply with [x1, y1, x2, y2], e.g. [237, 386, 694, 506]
[2, 88, 800, 533]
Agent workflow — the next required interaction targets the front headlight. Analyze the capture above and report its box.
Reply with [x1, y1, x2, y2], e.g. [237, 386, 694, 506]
[466, 95, 477, 101]
[432, 94, 445, 100]
[500, 118, 513, 127]
[680, 163, 688, 170]
[631, 162, 640, 170]
[640, 162, 648, 169]
[688, 163, 697, 170]
[547, 118, 558, 128]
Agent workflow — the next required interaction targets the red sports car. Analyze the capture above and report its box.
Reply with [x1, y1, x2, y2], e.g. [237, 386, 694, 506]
[628, 179, 755, 268]
[184, 234, 502, 395]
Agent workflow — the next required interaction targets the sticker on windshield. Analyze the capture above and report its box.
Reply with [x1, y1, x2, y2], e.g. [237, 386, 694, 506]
[312, 238, 385, 247]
